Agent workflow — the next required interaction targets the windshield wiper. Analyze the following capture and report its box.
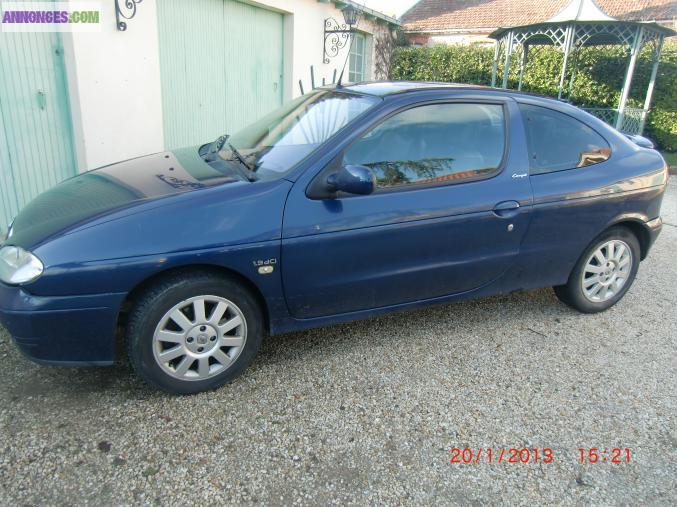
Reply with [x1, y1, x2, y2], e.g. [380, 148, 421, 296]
[227, 142, 258, 180]
[202, 134, 257, 181]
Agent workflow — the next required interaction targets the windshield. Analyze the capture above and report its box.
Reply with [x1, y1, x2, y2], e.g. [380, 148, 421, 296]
[218, 90, 380, 180]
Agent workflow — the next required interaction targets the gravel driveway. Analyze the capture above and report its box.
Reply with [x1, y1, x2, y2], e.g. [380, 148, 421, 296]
[1, 178, 675, 506]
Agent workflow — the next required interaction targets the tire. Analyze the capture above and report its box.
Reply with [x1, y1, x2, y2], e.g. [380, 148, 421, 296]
[554, 226, 641, 314]
[127, 271, 264, 394]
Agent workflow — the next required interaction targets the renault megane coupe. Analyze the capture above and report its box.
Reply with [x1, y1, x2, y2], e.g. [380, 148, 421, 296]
[0, 82, 667, 394]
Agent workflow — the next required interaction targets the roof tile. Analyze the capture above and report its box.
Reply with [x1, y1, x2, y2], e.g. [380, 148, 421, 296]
[402, 0, 677, 32]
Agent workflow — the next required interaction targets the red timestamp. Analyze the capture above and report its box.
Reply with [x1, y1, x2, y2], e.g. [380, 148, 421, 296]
[450, 447, 554, 464]
[578, 448, 632, 464]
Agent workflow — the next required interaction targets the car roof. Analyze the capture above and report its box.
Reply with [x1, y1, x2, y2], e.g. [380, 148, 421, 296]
[317, 81, 626, 138]
[322, 81, 491, 97]
[323, 80, 585, 110]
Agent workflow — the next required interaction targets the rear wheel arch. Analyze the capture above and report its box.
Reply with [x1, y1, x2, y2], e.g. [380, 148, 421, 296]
[607, 219, 651, 260]
[555, 225, 641, 313]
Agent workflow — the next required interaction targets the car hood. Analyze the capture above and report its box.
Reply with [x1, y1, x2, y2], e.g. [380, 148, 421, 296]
[5, 147, 242, 249]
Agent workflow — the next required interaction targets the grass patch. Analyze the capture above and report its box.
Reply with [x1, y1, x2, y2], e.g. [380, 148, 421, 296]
[661, 151, 677, 167]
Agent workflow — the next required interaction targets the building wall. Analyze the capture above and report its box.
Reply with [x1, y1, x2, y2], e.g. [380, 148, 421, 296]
[428, 33, 494, 46]
[252, 0, 382, 95]
[62, 0, 390, 172]
[63, 0, 164, 171]
[406, 31, 494, 47]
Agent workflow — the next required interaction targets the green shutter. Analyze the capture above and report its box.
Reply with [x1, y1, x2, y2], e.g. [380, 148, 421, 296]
[0, 30, 76, 229]
[157, 0, 284, 150]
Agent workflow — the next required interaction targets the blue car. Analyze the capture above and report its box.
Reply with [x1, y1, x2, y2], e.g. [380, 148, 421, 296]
[0, 82, 667, 394]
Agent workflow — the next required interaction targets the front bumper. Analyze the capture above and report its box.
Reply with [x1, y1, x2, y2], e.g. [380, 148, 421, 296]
[0, 283, 126, 366]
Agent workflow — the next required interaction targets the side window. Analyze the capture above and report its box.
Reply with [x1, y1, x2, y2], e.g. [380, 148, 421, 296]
[519, 104, 611, 175]
[343, 103, 506, 189]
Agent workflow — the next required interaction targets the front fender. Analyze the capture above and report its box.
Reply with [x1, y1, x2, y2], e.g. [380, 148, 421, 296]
[27, 179, 292, 297]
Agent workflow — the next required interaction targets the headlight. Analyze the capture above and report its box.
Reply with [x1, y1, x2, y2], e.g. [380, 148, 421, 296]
[0, 246, 44, 285]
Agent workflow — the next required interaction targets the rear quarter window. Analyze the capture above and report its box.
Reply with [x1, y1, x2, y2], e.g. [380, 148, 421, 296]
[519, 103, 611, 175]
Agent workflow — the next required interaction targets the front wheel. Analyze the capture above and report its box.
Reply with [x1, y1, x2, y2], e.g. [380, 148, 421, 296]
[127, 271, 264, 394]
[554, 226, 641, 314]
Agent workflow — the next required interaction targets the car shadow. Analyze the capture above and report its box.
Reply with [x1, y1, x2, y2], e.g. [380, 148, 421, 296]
[1, 287, 571, 399]
[254, 287, 568, 368]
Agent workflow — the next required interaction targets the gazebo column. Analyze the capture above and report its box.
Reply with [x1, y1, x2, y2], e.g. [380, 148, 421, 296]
[616, 26, 644, 130]
[491, 39, 501, 87]
[557, 24, 574, 99]
[639, 34, 665, 133]
[487, 4, 674, 133]
[518, 45, 529, 91]
[501, 31, 514, 89]
[567, 41, 581, 99]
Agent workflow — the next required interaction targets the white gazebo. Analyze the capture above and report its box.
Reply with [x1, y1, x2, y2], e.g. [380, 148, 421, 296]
[489, 0, 675, 134]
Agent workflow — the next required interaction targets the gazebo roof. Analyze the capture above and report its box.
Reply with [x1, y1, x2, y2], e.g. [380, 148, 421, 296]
[490, 0, 676, 41]
[546, 0, 615, 23]
[488, 0, 673, 135]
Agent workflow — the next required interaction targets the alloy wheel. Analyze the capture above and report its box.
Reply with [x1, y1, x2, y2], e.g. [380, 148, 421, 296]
[581, 239, 633, 303]
[152, 295, 247, 381]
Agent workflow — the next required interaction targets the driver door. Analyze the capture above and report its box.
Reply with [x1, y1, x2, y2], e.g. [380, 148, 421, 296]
[281, 99, 532, 319]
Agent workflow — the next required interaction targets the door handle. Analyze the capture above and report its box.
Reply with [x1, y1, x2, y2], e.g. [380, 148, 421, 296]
[493, 200, 520, 218]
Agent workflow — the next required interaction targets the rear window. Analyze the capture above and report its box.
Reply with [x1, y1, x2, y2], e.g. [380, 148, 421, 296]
[519, 104, 611, 175]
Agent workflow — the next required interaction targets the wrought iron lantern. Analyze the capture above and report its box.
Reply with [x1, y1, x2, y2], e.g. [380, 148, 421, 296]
[323, 4, 361, 64]
[341, 5, 358, 27]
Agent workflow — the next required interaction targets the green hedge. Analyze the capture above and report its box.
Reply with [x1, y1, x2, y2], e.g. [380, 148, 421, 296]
[391, 43, 677, 152]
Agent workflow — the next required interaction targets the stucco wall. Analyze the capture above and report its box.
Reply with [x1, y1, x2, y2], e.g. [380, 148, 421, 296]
[406, 31, 494, 47]
[63, 0, 391, 172]
[428, 33, 494, 46]
[63, 0, 164, 171]
[253, 0, 382, 96]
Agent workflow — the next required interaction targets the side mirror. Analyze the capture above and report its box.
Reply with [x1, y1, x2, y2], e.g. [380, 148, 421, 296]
[326, 165, 375, 196]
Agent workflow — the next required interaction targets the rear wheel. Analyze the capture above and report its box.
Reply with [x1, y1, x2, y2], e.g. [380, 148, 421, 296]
[554, 226, 640, 313]
[127, 271, 263, 394]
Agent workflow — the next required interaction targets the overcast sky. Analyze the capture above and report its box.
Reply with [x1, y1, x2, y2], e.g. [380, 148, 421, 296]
[358, 0, 419, 18]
